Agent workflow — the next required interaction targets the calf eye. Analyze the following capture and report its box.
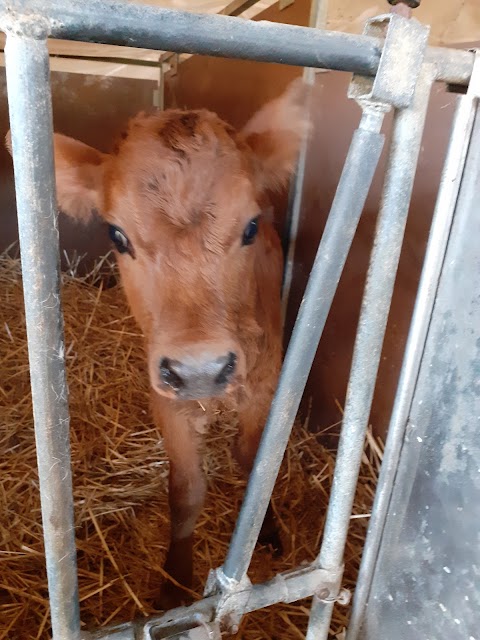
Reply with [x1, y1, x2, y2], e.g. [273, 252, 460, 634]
[108, 224, 133, 257]
[242, 217, 259, 246]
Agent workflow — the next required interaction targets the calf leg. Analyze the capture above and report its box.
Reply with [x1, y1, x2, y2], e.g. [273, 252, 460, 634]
[152, 396, 207, 609]
[234, 402, 283, 556]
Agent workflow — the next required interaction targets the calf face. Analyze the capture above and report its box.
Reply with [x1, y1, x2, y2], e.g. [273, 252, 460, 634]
[7, 80, 306, 402]
[6, 79, 309, 607]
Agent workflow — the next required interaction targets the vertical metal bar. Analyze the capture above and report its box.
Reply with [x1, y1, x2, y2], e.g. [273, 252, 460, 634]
[346, 51, 480, 640]
[280, 89, 312, 324]
[222, 107, 386, 583]
[281, 0, 328, 325]
[4, 29, 81, 640]
[305, 65, 435, 640]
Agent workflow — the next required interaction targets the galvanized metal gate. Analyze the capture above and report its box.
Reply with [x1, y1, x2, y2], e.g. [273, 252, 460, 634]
[1, 1, 478, 638]
[349, 53, 480, 640]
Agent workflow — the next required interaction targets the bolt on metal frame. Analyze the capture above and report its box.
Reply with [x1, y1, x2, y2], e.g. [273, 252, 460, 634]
[0, 1, 477, 639]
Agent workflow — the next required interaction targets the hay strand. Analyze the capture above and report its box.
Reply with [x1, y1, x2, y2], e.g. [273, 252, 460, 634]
[0, 253, 382, 639]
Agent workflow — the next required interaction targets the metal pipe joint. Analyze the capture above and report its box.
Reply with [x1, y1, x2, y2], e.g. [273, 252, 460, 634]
[204, 568, 251, 633]
[348, 13, 429, 110]
[0, 10, 50, 38]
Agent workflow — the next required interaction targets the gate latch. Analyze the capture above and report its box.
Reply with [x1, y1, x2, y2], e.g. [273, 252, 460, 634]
[349, 12, 429, 110]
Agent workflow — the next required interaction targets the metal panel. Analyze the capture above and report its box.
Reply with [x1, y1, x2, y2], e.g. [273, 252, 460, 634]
[359, 104, 480, 640]
[347, 50, 480, 640]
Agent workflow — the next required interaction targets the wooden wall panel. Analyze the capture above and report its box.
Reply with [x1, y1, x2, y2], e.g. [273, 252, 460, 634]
[0, 71, 155, 272]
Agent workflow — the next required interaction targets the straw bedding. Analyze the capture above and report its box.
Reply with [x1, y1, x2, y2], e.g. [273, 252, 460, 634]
[0, 252, 383, 639]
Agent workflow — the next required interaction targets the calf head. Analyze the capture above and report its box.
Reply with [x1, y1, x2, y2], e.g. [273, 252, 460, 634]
[7, 80, 308, 402]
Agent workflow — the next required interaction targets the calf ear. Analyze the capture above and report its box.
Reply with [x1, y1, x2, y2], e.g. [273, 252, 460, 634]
[241, 78, 311, 193]
[5, 131, 108, 224]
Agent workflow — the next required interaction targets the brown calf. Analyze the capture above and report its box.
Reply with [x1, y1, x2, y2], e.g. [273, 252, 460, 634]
[7, 79, 308, 608]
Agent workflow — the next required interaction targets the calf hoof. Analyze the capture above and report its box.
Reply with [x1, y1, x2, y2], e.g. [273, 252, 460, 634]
[153, 581, 192, 612]
[258, 526, 283, 558]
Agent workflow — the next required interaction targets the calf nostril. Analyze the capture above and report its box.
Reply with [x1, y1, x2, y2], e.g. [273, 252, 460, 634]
[159, 358, 184, 392]
[215, 352, 237, 386]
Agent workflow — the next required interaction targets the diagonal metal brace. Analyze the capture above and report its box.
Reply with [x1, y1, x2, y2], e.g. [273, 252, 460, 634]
[203, 567, 252, 633]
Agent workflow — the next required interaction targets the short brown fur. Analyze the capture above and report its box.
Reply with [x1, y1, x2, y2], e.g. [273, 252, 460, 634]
[6, 79, 309, 608]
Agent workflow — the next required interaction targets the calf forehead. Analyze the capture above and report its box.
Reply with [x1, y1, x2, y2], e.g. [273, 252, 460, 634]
[115, 109, 247, 183]
[105, 110, 257, 249]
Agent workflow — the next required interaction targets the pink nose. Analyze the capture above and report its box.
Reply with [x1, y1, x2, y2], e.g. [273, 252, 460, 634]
[159, 351, 237, 400]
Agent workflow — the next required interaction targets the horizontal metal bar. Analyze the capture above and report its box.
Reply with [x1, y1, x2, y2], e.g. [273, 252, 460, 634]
[0, 0, 474, 84]
[85, 563, 338, 639]
[306, 65, 435, 640]
[0, 0, 379, 74]
[4, 30, 81, 640]
[345, 50, 480, 640]
[426, 46, 475, 86]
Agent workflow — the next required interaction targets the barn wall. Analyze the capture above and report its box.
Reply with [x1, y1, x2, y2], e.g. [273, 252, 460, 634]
[163, 0, 472, 439]
[288, 75, 456, 440]
[0, 71, 155, 272]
